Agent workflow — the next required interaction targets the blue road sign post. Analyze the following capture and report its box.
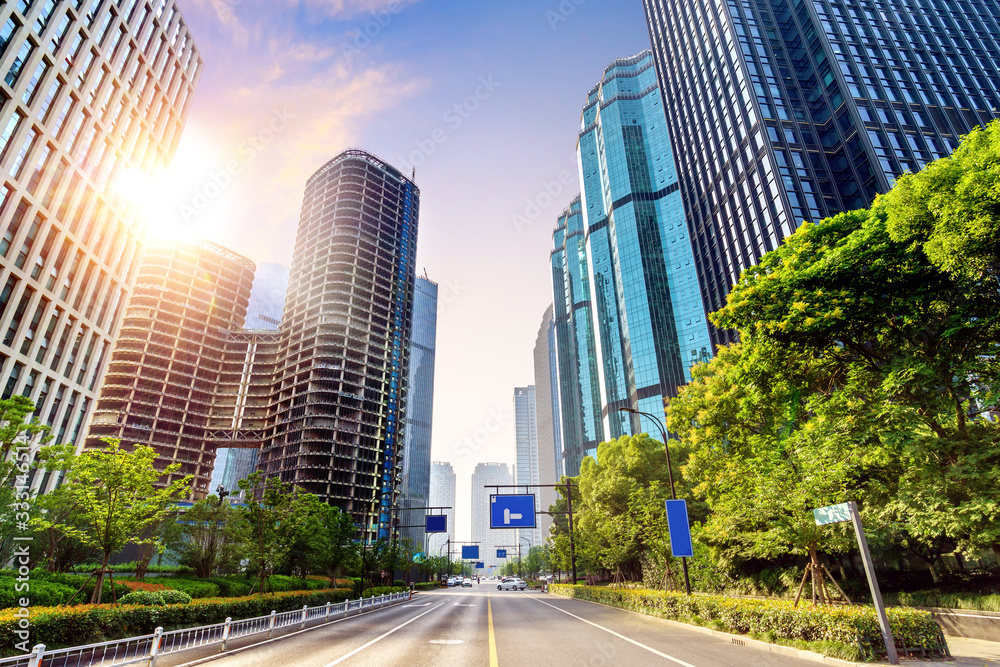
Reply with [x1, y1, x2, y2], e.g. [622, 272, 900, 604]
[461, 545, 480, 560]
[497, 549, 507, 558]
[490, 494, 537, 529]
[475, 562, 485, 569]
[664, 499, 694, 558]
[425, 515, 447, 533]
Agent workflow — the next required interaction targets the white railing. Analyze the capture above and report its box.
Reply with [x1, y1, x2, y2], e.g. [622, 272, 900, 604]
[0, 592, 411, 667]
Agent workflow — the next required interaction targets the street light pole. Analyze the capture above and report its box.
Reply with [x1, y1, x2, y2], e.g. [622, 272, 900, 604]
[519, 536, 532, 579]
[618, 407, 692, 595]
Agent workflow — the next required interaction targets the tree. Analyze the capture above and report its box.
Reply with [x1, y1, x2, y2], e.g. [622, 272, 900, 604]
[0, 396, 54, 565]
[48, 439, 191, 603]
[164, 496, 240, 578]
[280, 494, 357, 582]
[233, 472, 296, 594]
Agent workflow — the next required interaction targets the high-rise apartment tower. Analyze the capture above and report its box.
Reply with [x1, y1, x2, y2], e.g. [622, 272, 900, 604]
[427, 460, 455, 559]
[1, 0, 201, 472]
[532, 305, 562, 540]
[471, 461, 513, 572]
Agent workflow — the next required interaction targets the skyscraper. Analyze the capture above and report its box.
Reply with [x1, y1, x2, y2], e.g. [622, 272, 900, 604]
[550, 197, 603, 476]
[258, 149, 419, 542]
[427, 460, 455, 559]
[576, 50, 712, 439]
[84, 240, 255, 497]
[513, 386, 541, 549]
[1, 0, 201, 467]
[471, 461, 513, 572]
[209, 262, 289, 494]
[532, 305, 562, 540]
[399, 275, 437, 549]
[642, 0, 1000, 345]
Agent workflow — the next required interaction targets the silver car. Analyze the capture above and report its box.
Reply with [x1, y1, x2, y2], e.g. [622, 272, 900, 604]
[497, 577, 527, 591]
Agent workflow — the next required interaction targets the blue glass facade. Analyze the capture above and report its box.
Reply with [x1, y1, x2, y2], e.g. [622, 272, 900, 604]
[399, 276, 437, 548]
[643, 0, 1000, 345]
[550, 197, 603, 476]
[578, 51, 713, 438]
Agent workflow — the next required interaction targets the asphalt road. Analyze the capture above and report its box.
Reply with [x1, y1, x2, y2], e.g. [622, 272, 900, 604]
[174, 584, 822, 666]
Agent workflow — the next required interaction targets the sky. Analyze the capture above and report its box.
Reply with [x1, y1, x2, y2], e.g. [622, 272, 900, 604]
[164, 0, 653, 544]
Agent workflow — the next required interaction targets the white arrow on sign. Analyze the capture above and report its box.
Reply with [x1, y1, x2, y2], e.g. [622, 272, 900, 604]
[503, 508, 523, 525]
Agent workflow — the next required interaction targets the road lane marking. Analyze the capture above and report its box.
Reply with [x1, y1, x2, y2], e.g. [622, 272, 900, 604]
[429, 639, 465, 644]
[526, 595, 697, 667]
[321, 603, 445, 667]
[488, 598, 499, 667]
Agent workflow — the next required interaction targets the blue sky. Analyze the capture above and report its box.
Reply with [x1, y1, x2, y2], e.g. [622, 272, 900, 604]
[171, 0, 652, 542]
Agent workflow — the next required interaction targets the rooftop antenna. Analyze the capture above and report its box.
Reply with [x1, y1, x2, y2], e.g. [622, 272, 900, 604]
[411, 167, 416, 181]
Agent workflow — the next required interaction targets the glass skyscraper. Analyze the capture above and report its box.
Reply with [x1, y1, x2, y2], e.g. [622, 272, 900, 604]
[259, 149, 419, 542]
[399, 275, 437, 549]
[643, 0, 1000, 345]
[427, 460, 455, 558]
[550, 196, 603, 477]
[551, 52, 713, 475]
[513, 385, 541, 548]
[532, 305, 562, 539]
[1, 0, 200, 476]
[577, 51, 712, 439]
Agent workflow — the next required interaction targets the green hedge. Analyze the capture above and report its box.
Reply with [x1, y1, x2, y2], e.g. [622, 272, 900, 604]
[413, 582, 439, 591]
[0, 588, 355, 654]
[549, 585, 946, 661]
[362, 586, 407, 597]
[118, 590, 193, 606]
[0, 574, 131, 608]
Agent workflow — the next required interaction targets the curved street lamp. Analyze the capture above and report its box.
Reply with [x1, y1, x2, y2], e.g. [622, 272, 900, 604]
[618, 406, 692, 595]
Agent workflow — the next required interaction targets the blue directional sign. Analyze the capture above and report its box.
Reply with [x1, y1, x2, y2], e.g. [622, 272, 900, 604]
[665, 499, 694, 558]
[490, 494, 536, 529]
[475, 562, 485, 569]
[497, 549, 507, 558]
[425, 515, 447, 533]
[461, 545, 480, 560]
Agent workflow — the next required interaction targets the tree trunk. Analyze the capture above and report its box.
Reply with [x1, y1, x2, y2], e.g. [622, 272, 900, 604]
[808, 542, 824, 605]
[90, 553, 110, 604]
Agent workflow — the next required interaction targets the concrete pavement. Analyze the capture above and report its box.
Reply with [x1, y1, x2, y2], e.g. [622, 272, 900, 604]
[172, 583, 831, 666]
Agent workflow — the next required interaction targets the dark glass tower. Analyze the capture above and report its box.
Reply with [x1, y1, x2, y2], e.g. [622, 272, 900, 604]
[259, 149, 418, 541]
[399, 275, 436, 548]
[643, 0, 1000, 345]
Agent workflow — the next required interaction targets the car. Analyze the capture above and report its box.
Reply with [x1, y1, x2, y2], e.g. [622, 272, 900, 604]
[462, 578, 473, 587]
[446, 577, 457, 587]
[497, 577, 527, 591]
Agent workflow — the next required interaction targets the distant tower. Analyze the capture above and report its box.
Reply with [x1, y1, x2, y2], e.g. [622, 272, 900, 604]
[428, 461, 456, 557]
[471, 462, 513, 572]
[210, 263, 289, 494]
[533, 305, 562, 540]
[258, 149, 419, 541]
[84, 240, 255, 497]
[513, 386, 541, 549]
[399, 276, 437, 549]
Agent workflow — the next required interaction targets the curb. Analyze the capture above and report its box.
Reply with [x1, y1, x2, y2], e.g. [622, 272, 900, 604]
[547, 592, 929, 667]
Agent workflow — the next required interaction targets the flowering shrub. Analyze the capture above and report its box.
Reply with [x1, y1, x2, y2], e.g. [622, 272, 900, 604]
[121, 581, 170, 593]
[549, 585, 946, 659]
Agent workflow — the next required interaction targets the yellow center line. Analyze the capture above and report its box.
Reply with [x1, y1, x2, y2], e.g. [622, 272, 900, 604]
[488, 597, 499, 667]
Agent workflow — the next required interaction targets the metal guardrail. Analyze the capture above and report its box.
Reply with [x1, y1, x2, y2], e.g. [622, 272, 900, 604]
[0, 592, 411, 667]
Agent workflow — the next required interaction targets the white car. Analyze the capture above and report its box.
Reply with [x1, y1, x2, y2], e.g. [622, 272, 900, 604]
[497, 577, 527, 591]
[462, 578, 473, 587]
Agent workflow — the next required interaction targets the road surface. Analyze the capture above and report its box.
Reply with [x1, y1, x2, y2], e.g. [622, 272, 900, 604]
[172, 584, 822, 666]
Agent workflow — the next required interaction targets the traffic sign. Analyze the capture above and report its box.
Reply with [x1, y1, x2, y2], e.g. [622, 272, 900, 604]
[475, 562, 485, 569]
[813, 502, 851, 526]
[497, 549, 506, 558]
[489, 494, 536, 528]
[461, 545, 480, 559]
[665, 499, 694, 558]
[425, 515, 448, 533]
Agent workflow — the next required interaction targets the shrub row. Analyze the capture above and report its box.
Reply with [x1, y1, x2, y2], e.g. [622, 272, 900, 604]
[549, 585, 945, 654]
[362, 586, 407, 597]
[0, 576, 130, 608]
[413, 582, 439, 591]
[118, 590, 193, 606]
[0, 588, 355, 653]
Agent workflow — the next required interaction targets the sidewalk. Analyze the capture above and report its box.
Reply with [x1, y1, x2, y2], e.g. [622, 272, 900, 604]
[938, 636, 1000, 666]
